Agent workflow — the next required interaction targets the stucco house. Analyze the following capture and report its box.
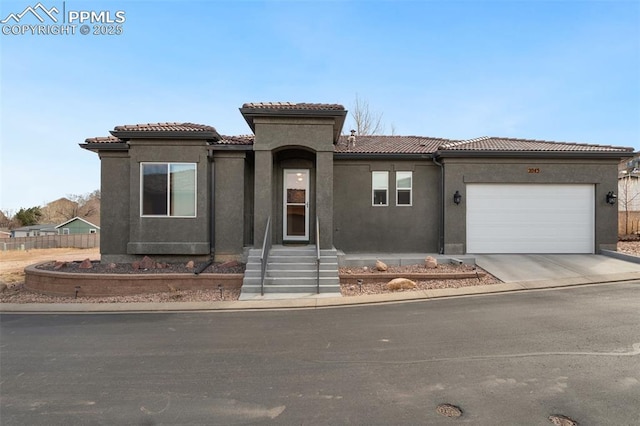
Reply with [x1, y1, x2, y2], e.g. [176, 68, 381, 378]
[10, 224, 58, 238]
[55, 217, 100, 235]
[80, 102, 632, 296]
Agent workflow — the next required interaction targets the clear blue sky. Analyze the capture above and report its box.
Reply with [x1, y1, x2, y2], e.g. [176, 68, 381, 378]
[1, 0, 639, 213]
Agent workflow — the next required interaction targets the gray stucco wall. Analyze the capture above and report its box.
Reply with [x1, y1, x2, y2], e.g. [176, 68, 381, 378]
[99, 152, 130, 261]
[333, 160, 440, 253]
[252, 117, 336, 248]
[125, 139, 211, 257]
[442, 157, 621, 254]
[213, 151, 246, 260]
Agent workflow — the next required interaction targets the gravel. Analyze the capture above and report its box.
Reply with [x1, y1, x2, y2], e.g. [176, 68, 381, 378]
[1, 260, 499, 304]
[617, 241, 640, 257]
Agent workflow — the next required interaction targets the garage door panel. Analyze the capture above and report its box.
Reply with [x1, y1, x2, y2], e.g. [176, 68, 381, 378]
[466, 184, 594, 254]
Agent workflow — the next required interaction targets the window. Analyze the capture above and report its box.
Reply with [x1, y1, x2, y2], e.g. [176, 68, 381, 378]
[89, 229, 97, 234]
[62, 228, 70, 235]
[396, 171, 412, 206]
[141, 163, 196, 217]
[372, 171, 388, 206]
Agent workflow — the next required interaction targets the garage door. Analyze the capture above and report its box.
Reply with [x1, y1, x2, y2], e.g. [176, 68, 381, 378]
[466, 184, 594, 254]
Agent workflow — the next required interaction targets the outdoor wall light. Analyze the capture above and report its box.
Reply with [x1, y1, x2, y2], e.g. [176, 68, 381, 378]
[453, 191, 462, 205]
[606, 191, 617, 205]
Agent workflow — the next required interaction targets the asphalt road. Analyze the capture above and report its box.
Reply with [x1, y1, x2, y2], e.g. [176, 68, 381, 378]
[1, 283, 639, 425]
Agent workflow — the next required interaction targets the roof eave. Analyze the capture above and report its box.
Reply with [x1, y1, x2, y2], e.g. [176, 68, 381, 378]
[79, 142, 129, 153]
[434, 150, 635, 159]
[334, 152, 434, 160]
[207, 144, 254, 151]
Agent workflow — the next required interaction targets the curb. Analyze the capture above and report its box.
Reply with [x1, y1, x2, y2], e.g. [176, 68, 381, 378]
[2, 272, 638, 314]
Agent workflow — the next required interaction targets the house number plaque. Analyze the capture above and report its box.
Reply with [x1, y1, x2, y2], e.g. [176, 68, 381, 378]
[528, 168, 540, 174]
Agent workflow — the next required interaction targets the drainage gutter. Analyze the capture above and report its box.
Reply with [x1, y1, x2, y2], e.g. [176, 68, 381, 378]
[432, 155, 445, 254]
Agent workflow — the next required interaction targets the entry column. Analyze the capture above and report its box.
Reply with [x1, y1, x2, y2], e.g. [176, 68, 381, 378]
[316, 151, 333, 249]
[254, 150, 273, 248]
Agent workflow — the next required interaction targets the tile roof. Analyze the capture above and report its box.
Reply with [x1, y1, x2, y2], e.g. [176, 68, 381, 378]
[438, 136, 633, 153]
[84, 135, 122, 144]
[335, 135, 456, 154]
[112, 122, 218, 133]
[242, 102, 345, 111]
[218, 135, 254, 145]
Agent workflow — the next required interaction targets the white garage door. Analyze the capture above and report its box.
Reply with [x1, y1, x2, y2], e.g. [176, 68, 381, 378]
[466, 184, 594, 254]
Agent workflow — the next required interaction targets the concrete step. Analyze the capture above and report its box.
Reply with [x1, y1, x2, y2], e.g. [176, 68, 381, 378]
[245, 262, 338, 272]
[245, 269, 338, 278]
[241, 245, 341, 298]
[241, 282, 341, 294]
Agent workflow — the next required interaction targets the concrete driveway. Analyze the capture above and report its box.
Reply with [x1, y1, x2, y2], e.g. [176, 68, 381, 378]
[475, 254, 640, 283]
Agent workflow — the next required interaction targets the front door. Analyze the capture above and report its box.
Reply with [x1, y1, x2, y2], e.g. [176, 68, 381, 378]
[283, 169, 309, 241]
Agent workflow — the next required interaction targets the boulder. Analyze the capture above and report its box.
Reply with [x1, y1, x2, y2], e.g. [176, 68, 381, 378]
[140, 256, 156, 270]
[185, 260, 195, 269]
[107, 263, 117, 269]
[425, 256, 438, 269]
[375, 259, 388, 272]
[385, 278, 416, 291]
[78, 258, 93, 269]
[53, 261, 67, 270]
[132, 261, 140, 271]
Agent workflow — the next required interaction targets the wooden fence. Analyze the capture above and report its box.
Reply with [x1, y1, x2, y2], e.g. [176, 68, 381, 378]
[0, 234, 99, 251]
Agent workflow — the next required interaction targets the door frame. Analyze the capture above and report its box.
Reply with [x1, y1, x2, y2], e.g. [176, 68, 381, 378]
[283, 169, 310, 241]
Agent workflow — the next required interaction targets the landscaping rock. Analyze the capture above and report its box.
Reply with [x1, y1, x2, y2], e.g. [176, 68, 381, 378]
[140, 256, 156, 270]
[53, 261, 67, 270]
[220, 260, 240, 269]
[132, 261, 140, 270]
[78, 258, 93, 269]
[185, 260, 195, 269]
[375, 259, 388, 272]
[425, 256, 438, 269]
[385, 278, 416, 291]
[108, 263, 117, 269]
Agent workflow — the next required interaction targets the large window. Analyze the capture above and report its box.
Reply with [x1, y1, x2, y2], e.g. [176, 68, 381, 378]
[396, 171, 412, 206]
[372, 171, 388, 206]
[141, 163, 196, 217]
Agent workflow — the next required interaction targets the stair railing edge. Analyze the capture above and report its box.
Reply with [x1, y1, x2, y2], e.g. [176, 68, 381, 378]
[260, 216, 272, 296]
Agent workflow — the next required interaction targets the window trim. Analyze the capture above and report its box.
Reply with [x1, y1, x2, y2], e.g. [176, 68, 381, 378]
[140, 162, 197, 218]
[372, 171, 389, 206]
[396, 171, 413, 206]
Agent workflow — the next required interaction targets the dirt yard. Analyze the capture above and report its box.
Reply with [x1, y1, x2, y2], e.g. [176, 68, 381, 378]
[0, 247, 100, 285]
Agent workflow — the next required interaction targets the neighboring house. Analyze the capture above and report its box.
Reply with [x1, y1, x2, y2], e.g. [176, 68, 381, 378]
[618, 156, 640, 211]
[80, 102, 633, 264]
[618, 156, 640, 234]
[10, 224, 58, 238]
[0, 229, 11, 238]
[55, 217, 100, 235]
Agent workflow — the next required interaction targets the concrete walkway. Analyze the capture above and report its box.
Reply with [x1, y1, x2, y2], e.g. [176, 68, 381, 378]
[476, 254, 640, 282]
